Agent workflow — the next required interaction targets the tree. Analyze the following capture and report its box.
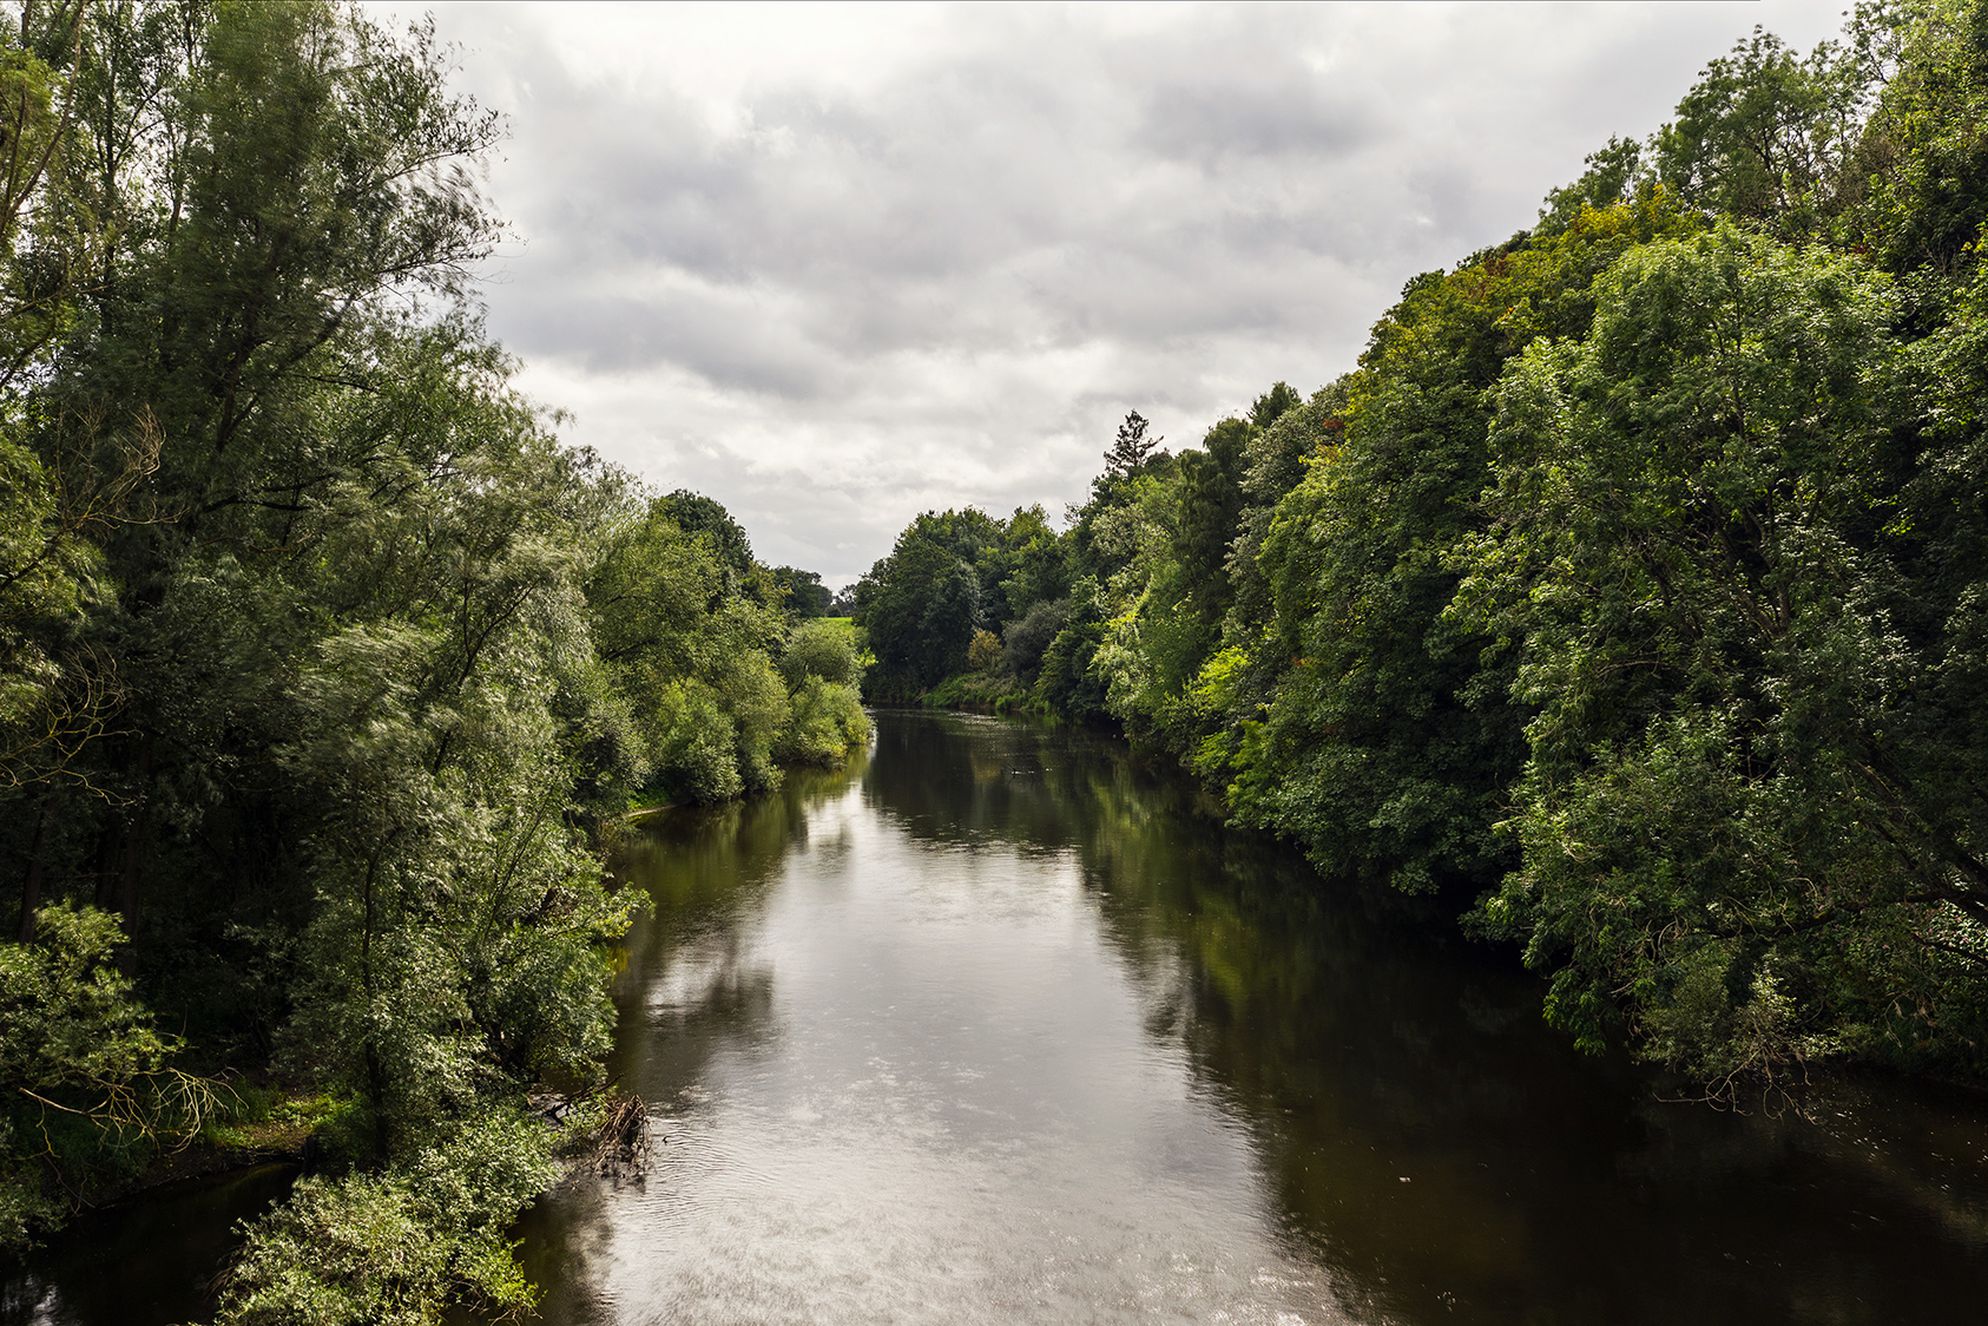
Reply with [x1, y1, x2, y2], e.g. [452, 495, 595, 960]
[966, 628, 1002, 673]
[658, 490, 755, 578]
[853, 522, 982, 698]
[1538, 137, 1649, 234]
[1173, 416, 1252, 630]
[0, 904, 185, 1248]
[1232, 198, 1689, 894]
[586, 489, 790, 803]
[1102, 410, 1163, 484]
[780, 617, 862, 689]
[985, 504, 1067, 625]
[1655, 25, 1868, 232]
[1454, 223, 1988, 1088]
[1002, 598, 1069, 684]
[213, 1110, 557, 1326]
[771, 566, 832, 618]
[1248, 382, 1302, 430]
[1036, 581, 1111, 724]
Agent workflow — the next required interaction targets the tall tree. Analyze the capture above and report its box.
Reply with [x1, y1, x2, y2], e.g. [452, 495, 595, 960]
[1101, 410, 1162, 485]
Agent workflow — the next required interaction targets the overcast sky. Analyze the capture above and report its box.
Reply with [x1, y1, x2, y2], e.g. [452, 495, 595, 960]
[374, 1, 1849, 586]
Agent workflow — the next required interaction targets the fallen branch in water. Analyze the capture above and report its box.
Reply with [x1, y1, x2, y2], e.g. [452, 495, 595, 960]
[591, 1090, 652, 1182]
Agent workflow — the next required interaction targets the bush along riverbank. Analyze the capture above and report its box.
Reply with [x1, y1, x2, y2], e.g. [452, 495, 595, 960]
[855, 0, 1988, 1103]
[0, 3, 866, 1320]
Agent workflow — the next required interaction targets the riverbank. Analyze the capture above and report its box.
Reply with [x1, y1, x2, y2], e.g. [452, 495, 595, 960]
[919, 671, 1047, 717]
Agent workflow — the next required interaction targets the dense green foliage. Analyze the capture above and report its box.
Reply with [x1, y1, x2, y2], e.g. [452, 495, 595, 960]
[213, 1109, 558, 1326]
[0, 0, 862, 1314]
[0, 904, 179, 1245]
[859, 0, 1988, 1096]
[853, 505, 1065, 702]
[771, 566, 834, 618]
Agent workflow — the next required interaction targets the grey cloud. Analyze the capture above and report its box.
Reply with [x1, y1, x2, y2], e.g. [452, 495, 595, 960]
[1136, 67, 1375, 165]
[398, 0, 1852, 584]
[504, 281, 837, 398]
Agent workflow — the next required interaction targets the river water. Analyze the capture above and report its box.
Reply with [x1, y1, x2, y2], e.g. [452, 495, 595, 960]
[9, 709, 1988, 1323]
[507, 711, 1988, 1324]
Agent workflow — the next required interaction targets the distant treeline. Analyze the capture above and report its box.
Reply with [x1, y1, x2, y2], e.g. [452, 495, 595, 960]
[856, 0, 1988, 1097]
[0, 2, 860, 1319]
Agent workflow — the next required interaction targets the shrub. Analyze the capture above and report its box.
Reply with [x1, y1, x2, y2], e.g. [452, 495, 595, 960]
[965, 628, 1002, 673]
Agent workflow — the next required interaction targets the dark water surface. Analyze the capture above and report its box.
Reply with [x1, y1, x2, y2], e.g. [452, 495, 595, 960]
[1, 1162, 294, 1325]
[10, 709, 1988, 1323]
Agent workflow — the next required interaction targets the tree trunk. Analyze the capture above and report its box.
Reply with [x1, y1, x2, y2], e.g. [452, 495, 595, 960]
[18, 799, 47, 941]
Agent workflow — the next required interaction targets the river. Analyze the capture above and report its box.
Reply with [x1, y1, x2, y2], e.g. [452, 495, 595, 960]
[9, 710, 1988, 1323]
